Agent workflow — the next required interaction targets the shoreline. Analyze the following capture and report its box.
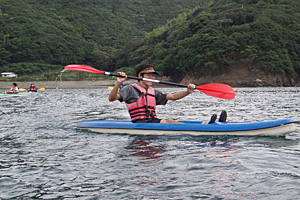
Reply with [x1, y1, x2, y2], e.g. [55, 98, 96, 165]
[2, 80, 300, 89]
[0, 80, 137, 89]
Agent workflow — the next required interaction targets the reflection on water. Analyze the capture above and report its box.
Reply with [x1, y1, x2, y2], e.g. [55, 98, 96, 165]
[0, 87, 300, 199]
[125, 136, 166, 163]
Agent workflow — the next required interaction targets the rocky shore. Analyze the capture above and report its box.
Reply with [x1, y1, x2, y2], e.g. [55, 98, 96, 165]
[181, 64, 300, 87]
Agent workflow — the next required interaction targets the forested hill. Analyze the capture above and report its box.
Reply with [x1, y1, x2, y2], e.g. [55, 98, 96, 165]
[119, 0, 300, 86]
[0, 0, 205, 77]
[1, 0, 300, 86]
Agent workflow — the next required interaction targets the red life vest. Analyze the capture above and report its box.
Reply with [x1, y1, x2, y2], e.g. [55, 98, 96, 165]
[29, 87, 37, 92]
[125, 84, 157, 121]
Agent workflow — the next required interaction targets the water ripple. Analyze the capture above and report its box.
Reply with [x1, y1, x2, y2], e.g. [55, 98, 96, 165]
[0, 87, 299, 199]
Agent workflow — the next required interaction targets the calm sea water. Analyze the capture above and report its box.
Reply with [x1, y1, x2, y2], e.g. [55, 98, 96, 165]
[0, 87, 300, 199]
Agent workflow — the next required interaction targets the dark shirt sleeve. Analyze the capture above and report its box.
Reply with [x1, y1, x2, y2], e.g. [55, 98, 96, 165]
[118, 85, 140, 103]
[155, 89, 168, 105]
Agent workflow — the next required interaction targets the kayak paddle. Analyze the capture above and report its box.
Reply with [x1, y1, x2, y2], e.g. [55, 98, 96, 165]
[64, 64, 235, 100]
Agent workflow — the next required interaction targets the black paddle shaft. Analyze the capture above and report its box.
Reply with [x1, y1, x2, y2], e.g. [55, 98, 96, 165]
[109, 72, 189, 88]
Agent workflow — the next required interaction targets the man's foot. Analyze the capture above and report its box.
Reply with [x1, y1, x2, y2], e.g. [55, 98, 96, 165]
[208, 114, 217, 124]
[219, 110, 227, 122]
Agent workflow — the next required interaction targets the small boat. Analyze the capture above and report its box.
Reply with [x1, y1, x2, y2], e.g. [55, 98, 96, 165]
[77, 118, 298, 136]
[0, 92, 31, 97]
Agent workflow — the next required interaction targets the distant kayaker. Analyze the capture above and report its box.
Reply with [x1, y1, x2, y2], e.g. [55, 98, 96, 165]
[28, 83, 37, 92]
[5, 83, 20, 94]
[109, 64, 226, 123]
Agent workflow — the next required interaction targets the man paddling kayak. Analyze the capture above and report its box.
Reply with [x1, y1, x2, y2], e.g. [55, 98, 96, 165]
[109, 64, 226, 123]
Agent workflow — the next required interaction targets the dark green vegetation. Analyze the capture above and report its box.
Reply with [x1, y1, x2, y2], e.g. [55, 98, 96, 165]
[1, 0, 300, 83]
[121, 0, 300, 82]
[0, 0, 203, 80]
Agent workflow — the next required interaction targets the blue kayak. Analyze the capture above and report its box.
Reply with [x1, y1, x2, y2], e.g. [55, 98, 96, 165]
[77, 119, 297, 136]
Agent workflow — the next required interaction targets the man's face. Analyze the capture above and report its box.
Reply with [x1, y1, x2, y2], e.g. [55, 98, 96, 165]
[142, 73, 155, 79]
[138, 68, 156, 87]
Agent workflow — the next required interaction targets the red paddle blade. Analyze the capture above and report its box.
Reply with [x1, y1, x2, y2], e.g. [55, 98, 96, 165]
[64, 64, 105, 75]
[196, 83, 235, 100]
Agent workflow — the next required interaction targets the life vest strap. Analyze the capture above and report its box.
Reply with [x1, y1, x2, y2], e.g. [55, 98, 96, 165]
[129, 106, 155, 113]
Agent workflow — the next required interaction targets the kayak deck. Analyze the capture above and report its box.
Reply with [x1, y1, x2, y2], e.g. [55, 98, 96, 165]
[77, 119, 297, 136]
